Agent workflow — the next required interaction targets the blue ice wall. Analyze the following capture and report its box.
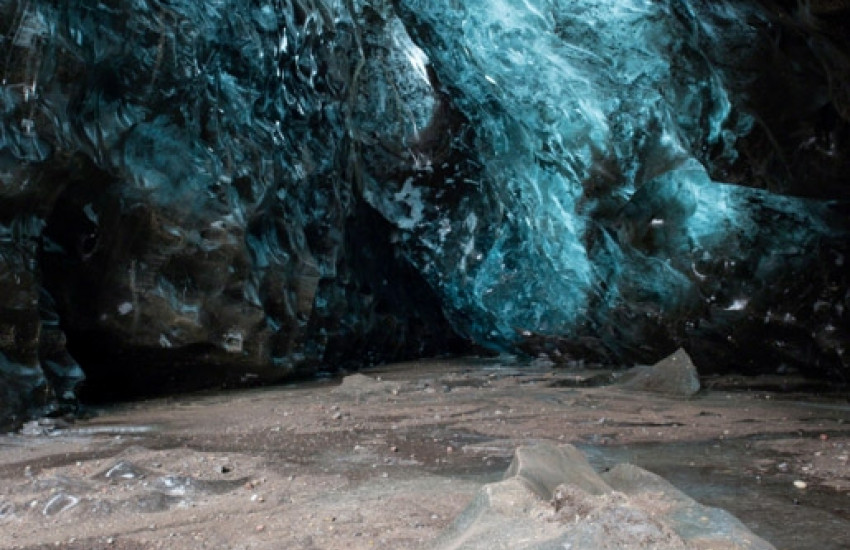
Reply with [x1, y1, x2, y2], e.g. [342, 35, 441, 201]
[386, 0, 849, 363]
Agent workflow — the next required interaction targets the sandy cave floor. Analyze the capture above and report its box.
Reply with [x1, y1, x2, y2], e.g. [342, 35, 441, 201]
[0, 358, 849, 550]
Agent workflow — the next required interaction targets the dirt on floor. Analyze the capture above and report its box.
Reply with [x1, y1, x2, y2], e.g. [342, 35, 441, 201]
[0, 358, 848, 550]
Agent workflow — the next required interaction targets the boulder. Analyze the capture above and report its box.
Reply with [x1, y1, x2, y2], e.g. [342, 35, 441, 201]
[619, 348, 701, 397]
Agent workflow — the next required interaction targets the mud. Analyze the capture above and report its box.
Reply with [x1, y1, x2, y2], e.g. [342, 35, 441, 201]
[1, 359, 848, 549]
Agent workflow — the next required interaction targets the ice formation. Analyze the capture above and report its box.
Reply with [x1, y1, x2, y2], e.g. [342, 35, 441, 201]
[388, 0, 849, 365]
[0, 0, 848, 426]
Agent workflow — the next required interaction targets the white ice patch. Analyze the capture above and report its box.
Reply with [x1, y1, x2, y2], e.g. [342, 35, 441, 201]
[83, 203, 99, 225]
[14, 9, 47, 49]
[465, 212, 478, 231]
[222, 329, 243, 353]
[725, 298, 748, 311]
[393, 178, 424, 230]
[438, 218, 452, 243]
[392, 22, 431, 85]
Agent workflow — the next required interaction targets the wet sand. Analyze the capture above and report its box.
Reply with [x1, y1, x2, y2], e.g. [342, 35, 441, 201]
[1, 359, 848, 549]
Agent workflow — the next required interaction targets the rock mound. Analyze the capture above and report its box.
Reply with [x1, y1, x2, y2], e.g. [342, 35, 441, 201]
[432, 442, 774, 550]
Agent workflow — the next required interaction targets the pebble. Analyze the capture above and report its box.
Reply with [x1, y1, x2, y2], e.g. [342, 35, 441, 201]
[793, 480, 807, 490]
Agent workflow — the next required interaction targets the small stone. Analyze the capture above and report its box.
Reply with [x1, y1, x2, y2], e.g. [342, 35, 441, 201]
[793, 480, 807, 489]
[256, 524, 265, 532]
[332, 412, 343, 420]
[820, 433, 829, 441]
[390, 446, 399, 452]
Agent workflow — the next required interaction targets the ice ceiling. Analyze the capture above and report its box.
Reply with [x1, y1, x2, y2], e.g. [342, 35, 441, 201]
[1, 0, 848, 425]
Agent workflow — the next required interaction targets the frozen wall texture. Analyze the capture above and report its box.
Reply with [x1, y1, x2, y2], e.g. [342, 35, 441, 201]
[1, 0, 848, 427]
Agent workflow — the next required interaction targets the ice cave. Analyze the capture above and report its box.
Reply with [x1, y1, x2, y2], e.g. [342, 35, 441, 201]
[1, 0, 847, 426]
[0, 1, 848, 548]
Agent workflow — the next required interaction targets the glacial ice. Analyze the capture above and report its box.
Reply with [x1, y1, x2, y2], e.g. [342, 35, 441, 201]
[0, 0, 848, 426]
[388, 0, 849, 365]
